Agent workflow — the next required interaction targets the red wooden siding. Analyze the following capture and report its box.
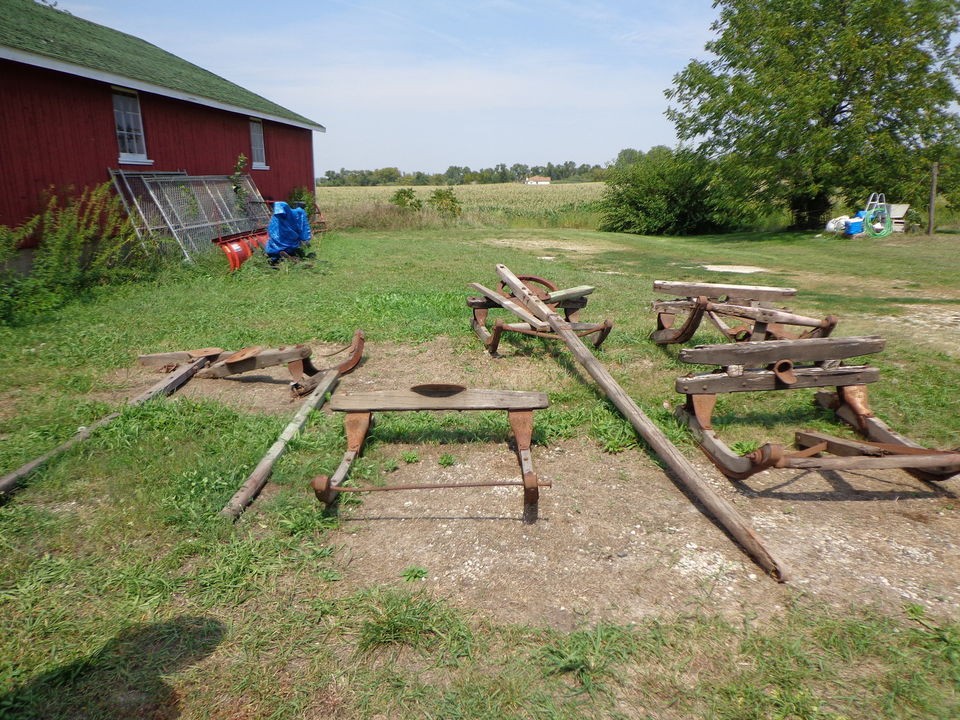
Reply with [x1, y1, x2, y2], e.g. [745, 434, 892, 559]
[0, 59, 315, 229]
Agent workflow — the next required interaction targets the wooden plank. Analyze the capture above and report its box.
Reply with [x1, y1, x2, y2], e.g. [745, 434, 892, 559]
[197, 345, 312, 379]
[679, 336, 886, 366]
[784, 453, 960, 471]
[704, 303, 830, 329]
[467, 283, 550, 331]
[546, 285, 595, 302]
[220, 369, 340, 520]
[496, 264, 790, 582]
[654, 280, 796, 300]
[331, 388, 549, 412]
[676, 366, 880, 394]
[138, 348, 225, 367]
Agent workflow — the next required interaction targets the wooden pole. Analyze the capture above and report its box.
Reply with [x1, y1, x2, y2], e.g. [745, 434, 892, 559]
[495, 264, 790, 581]
[0, 358, 208, 499]
[928, 161, 939, 236]
[220, 369, 340, 520]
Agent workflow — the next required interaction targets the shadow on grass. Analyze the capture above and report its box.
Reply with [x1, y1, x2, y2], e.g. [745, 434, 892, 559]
[0, 616, 225, 719]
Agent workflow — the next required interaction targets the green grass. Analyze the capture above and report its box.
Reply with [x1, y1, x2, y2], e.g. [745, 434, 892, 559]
[1, 226, 958, 717]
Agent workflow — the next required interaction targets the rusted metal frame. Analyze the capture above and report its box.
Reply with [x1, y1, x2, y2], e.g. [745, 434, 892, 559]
[494, 264, 790, 581]
[652, 282, 836, 344]
[815, 388, 960, 481]
[1, 358, 209, 500]
[313, 390, 549, 520]
[651, 297, 708, 345]
[292, 330, 365, 396]
[794, 430, 960, 471]
[508, 409, 540, 515]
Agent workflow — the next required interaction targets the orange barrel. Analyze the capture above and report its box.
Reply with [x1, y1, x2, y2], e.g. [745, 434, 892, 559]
[219, 240, 252, 271]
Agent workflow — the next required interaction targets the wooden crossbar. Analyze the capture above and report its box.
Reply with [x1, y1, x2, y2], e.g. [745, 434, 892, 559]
[679, 336, 886, 366]
[653, 280, 797, 301]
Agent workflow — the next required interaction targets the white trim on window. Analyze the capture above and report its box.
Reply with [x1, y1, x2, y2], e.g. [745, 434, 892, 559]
[112, 89, 152, 164]
[249, 119, 269, 170]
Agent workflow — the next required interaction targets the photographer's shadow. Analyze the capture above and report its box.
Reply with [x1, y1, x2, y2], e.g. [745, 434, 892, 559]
[1, 615, 225, 719]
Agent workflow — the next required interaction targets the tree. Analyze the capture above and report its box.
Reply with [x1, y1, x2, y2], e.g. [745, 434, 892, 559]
[599, 148, 750, 235]
[666, 0, 960, 227]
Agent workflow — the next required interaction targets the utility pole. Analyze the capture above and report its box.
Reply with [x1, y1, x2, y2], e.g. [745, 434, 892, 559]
[928, 161, 939, 235]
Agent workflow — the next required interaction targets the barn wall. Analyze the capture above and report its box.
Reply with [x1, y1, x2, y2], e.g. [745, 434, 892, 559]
[0, 59, 316, 228]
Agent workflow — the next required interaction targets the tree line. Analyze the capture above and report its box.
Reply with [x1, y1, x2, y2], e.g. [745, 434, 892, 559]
[317, 160, 612, 187]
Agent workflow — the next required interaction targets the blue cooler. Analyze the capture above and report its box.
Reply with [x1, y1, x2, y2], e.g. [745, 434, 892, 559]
[844, 212, 865, 235]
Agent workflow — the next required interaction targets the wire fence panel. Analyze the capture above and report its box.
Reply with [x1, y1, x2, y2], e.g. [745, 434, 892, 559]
[110, 170, 272, 261]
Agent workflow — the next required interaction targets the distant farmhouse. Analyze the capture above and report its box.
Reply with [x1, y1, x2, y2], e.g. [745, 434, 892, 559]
[0, 0, 324, 229]
[525, 176, 551, 185]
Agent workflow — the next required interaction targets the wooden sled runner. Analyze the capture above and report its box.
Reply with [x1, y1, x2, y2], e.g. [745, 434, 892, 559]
[674, 336, 960, 480]
[311, 385, 551, 522]
[651, 280, 837, 345]
[468, 275, 613, 354]
[138, 330, 365, 397]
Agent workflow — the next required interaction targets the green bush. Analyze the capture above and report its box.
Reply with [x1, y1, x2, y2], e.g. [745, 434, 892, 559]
[427, 188, 462, 218]
[598, 149, 748, 235]
[389, 187, 423, 211]
[0, 183, 159, 326]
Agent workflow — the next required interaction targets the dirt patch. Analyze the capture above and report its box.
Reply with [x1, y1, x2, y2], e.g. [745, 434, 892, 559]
[103, 339, 960, 628]
[482, 236, 625, 256]
[873, 304, 960, 357]
[313, 340, 960, 629]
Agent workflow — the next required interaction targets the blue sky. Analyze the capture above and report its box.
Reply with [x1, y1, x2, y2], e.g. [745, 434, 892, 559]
[58, 1, 717, 175]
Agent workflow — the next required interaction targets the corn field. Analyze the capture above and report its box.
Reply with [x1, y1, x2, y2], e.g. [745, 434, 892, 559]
[314, 182, 605, 230]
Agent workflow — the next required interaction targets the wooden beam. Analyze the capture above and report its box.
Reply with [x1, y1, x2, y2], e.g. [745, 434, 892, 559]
[197, 345, 312, 379]
[654, 280, 797, 300]
[467, 283, 550, 331]
[676, 366, 880, 394]
[220, 369, 340, 520]
[546, 285, 595, 302]
[495, 264, 790, 581]
[679, 336, 886, 366]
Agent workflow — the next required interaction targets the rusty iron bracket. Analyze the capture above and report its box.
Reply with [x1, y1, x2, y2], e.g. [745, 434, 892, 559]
[310, 386, 551, 522]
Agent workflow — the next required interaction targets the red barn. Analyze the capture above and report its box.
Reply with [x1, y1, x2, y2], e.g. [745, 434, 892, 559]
[0, 0, 324, 230]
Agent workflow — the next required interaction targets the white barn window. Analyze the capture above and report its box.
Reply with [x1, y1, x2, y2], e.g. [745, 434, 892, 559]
[112, 90, 151, 164]
[250, 119, 268, 169]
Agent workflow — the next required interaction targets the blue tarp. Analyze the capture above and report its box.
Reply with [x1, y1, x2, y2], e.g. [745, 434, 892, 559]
[265, 201, 310, 257]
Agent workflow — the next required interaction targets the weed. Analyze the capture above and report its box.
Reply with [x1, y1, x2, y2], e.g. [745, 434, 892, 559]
[349, 587, 473, 663]
[401, 451, 420, 464]
[438, 453, 456, 467]
[401, 565, 428, 582]
[539, 623, 639, 697]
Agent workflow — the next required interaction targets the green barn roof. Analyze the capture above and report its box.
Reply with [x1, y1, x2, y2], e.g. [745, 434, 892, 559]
[0, 0, 324, 131]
